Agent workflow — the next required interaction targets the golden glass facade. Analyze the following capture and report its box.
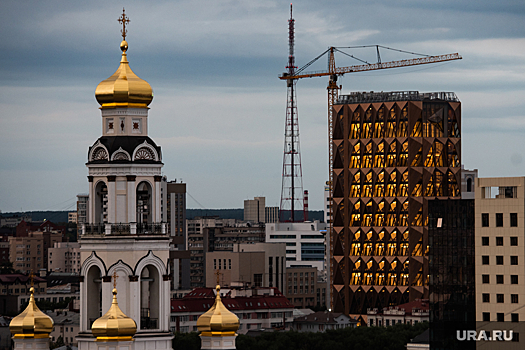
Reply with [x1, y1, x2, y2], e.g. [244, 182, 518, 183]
[330, 91, 461, 316]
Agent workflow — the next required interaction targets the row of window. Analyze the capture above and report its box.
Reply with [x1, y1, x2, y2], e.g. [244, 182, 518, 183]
[481, 213, 518, 227]
[213, 259, 231, 270]
[481, 236, 518, 246]
[482, 293, 519, 304]
[481, 274, 519, 284]
[481, 256, 519, 265]
[482, 312, 520, 323]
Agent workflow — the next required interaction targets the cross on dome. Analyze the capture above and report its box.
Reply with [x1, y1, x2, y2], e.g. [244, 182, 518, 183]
[118, 8, 130, 41]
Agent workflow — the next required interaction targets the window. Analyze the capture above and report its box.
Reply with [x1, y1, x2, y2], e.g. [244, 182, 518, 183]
[482, 237, 489, 246]
[496, 213, 503, 227]
[511, 275, 518, 284]
[497, 294, 504, 303]
[482, 256, 489, 265]
[511, 237, 518, 246]
[497, 313, 504, 322]
[496, 256, 503, 265]
[512, 314, 519, 322]
[482, 213, 489, 227]
[512, 294, 518, 303]
[496, 237, 503, 246]
[511, 256, 518, 265]
[510, 213, 518, 227]
[483, 313, 490, 322]
[496, 275, 504, 284]
[482, 294, 490, 302]
[482, 275, 489, 284]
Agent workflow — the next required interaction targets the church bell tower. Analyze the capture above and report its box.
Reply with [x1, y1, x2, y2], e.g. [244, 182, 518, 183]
[78, 9, 173, 350]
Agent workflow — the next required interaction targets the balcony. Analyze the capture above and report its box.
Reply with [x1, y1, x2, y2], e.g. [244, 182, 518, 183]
[81, 223, 167, 236]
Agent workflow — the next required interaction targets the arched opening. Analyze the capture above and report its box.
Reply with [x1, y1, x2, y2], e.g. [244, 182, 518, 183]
[140, 265, 160, 330]
[94, 181, 108, 224]
[466, 177, 472, 192]
[136, 181, 152, 224]
[86, 266, 102, 329]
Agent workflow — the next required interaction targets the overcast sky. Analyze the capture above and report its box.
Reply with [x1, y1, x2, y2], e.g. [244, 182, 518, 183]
[1, 0, 525, 213]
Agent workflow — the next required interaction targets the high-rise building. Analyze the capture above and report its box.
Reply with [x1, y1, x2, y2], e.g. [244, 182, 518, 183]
[76, 194, 88, 238]
[78, 13, 172, 350]
[244, 197, 265, 223]
[475, 177, 524, 347]
[330, 91, 462, 316]
[428, 198, 475, 350]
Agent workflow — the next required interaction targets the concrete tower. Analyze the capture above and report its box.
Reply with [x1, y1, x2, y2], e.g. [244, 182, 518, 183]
[78, 9, 172, 350]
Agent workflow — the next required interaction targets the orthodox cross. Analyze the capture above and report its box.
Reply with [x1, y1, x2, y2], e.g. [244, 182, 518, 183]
[215, 270, 221, 285]
[112, 271, 119, 288]
[118, 8, 130, 41]
[29, 270, 34, 288]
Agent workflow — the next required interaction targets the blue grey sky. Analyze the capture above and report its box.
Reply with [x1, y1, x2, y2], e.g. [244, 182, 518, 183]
[1, 0, 525, 212]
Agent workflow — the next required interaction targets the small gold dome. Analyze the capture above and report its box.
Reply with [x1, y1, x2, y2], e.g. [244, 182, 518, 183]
[91, 288, 137, 341]
[197, 285, 240, 336]
[95, 41, 153, 109]
[10, 287, 54, 339]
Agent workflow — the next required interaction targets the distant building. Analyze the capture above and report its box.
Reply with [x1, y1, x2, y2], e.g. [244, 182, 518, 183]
[244, 197, 265, 223]
[265, 206, 279, 224]
[461, 167, 477, 199]
[170, 287, 293, 334]
[292, 311, 357, 332]
[0, 274, 47, 314]
[475, 176, 525, 346]
[48, 242, 81, 273]
[265, 221, 327, 271]
[162, 179, 190, 290]
[49, 311, 80, 346]
[0, 214, 31, 228]
[205, 243, 285, 290]
[367, 299, 429, 327]
[285, 265, 326, 309]
[68, 212, 78, 224]
[76, 194, 88, 239]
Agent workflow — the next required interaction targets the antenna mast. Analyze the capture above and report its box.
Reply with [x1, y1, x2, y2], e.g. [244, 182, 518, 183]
[279, 4, 305, 222]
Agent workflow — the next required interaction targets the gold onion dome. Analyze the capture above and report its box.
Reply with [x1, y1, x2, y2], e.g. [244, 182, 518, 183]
[95, 40, 153, 109]
[9, 287, 54, 339]
[196, 285, 240, 336]
[91, 288, 137, 341]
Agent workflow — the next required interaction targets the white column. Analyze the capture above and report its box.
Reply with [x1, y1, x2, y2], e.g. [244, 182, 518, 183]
[154, 177, 161, 223]
[107, 177, 116, 224]
[129, 277, 140, 327]
[88, 177, 94, 223]
[127, 176, 136, 224]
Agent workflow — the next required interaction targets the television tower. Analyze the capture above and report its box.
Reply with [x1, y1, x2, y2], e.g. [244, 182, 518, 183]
[279, 4, 306, 222]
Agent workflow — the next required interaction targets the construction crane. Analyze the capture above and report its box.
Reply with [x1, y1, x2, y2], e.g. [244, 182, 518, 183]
[279, 45, 461, 307]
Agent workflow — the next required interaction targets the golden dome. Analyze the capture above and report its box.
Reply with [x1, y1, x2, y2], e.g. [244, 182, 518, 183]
[9, 287, 54, 339]
[91, 288, 137, 341]
[95, 40, 153, 109]
[196, 285, 240, 336]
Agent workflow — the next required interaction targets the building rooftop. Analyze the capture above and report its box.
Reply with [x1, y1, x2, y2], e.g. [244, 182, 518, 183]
[336, 91, 459, 104]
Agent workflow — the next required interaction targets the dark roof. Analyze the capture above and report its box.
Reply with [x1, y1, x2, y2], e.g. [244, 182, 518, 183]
[171, 288, 293, 313]
[0, 274, 46, 284]
[294, 311, 356, 325]
[88, 136, 162, 164]
[410, 329, 430, 344]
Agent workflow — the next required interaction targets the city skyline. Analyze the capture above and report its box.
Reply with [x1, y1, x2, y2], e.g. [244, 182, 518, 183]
[2, 0, 525, 212]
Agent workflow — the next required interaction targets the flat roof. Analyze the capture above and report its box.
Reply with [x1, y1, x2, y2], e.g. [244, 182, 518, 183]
[336, 91, 459, 104]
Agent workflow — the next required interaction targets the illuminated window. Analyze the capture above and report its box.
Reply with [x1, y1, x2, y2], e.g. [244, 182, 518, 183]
[362, 200, 373, 226]
[373, 106, 384, 138]
[350, 143, 361, 168]
[374, 171, 385, 197]
[374, 141, 385, 168]
[362, 108, 373, 138]
[411, 113, 422, 137]
[385, 107, 396, 137]
[399, 200, 409, 226]
[350, 172, 361, 197]
[411, 145, 423, 167]
[375, 243, 385, 256]
[385, 200, 397, 226]
[363, 171, 373, 197]
[375, 200, 385, 226]
[386, 171, 397, 197]
[362, 142, 373, 168]
[447, 141, 459, 167]
[350, 110, 361, 139]
[398, 171, 408, 196]
[351, 201, 361, 226]
[398, 141, 408, 166]
[398, 107, 408, 137]
[386, 142, 396, 167]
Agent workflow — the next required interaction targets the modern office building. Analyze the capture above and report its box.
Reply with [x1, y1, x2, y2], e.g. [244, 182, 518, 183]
[266, 221, 327, 272]
[475, 177, 524, 347]
[330, 91, 462, 315]
[428, 198, 475, 350]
